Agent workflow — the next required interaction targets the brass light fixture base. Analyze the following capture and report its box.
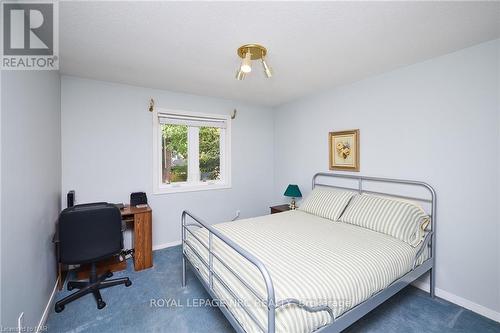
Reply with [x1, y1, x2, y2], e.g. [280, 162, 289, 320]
[237, 44, 267, 60]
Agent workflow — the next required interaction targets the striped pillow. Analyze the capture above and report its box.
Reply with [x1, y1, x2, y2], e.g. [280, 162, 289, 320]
[339, 194, 429, 247]
[298, 187, 355, 221]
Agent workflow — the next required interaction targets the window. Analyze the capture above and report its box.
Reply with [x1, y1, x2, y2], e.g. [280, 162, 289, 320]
[153, 109, 231, 193]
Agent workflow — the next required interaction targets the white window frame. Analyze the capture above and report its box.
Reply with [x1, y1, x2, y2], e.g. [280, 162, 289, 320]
[152, 108, 231, 194]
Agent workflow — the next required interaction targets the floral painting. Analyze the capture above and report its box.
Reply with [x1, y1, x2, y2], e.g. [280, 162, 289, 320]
[336, 141, 351, 160]
[329, 130, 359, 171]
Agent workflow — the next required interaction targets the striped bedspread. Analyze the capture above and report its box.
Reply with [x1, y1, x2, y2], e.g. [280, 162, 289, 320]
[184, 210, 428, 333]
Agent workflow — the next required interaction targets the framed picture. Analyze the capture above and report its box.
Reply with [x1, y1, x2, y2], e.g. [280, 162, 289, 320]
[329, 129, 360, 171]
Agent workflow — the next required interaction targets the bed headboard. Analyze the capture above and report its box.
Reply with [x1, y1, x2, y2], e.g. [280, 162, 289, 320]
[312, 172, 435, 212]
[312, 172, 436, 236]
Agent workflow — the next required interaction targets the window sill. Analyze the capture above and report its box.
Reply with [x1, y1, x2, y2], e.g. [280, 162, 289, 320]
[153, 182, 231, 195]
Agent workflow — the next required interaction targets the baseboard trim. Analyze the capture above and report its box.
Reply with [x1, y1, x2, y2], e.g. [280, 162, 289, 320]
[153, 240, 181, 251]
[37, 278, 59, 332]
[412, 281, 500, 323]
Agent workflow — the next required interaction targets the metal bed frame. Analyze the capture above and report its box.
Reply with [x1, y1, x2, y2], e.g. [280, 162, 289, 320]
[181, 172, 436, 333]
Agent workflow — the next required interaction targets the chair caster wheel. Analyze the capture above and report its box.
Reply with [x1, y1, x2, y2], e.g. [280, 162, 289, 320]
[106, 272, 113, 278]
[125, 280, 132, 287]
[97, 301, 106, 310]
[55, 304, 65, 313]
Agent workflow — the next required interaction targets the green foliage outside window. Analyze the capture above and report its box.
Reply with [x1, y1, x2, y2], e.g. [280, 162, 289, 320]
[161, 124, 220, 183]
[162, 124, 188, 182]
[199, 127, 220, 180]
[163, 124, 188, 156]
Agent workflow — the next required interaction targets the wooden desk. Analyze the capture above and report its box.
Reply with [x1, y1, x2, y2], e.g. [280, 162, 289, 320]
[121, 205, 153, 271]
[57, 204, 153, 289]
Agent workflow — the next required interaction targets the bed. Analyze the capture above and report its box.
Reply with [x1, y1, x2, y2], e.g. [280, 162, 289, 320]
[181, 173, 436, 333]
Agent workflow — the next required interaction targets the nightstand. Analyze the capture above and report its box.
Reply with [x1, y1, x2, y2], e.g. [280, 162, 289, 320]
[270, 204, 291, 214]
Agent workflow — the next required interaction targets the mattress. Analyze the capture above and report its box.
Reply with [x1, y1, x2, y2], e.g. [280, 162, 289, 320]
[184, 210, 429, 333]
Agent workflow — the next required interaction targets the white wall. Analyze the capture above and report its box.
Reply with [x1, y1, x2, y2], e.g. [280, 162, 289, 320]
[61, 76, 274, 248]
[274, 40, 500, 315]
[1, 71, 61, 330]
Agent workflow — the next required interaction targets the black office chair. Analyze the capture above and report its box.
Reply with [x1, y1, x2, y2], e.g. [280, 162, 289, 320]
[55, 203, 132, 313]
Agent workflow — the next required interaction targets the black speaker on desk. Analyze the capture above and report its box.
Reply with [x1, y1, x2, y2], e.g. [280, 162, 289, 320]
[67, 190, 75, 208]
[130, 192, 147, 206]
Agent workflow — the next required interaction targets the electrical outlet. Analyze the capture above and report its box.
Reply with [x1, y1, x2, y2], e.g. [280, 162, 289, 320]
[17, 312, 24, 333]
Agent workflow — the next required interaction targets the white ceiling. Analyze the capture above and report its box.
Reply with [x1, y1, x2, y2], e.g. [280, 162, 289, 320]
[60, 1, 500, 107]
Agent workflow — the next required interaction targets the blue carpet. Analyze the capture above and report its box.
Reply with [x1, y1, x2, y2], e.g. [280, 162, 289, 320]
[46, 246, 500, 333]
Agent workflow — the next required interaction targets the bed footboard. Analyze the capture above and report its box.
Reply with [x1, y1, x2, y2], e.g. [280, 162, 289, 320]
[182, 210, 277, 332]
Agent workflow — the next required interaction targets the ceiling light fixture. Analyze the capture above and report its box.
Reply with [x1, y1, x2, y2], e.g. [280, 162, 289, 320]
[236, 44, 272, 80]
[240, 51, 252, 73]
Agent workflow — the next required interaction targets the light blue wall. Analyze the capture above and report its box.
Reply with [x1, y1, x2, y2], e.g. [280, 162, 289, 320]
[60, 76, 275, 248]
[273, 39, 500, 314]
[1, 71, 61, 330]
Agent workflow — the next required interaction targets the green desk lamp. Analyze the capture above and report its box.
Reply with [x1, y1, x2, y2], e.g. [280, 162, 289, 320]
[284, 184, 302, 210]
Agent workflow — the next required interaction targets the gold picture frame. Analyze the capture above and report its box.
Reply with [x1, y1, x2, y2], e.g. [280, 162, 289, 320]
[329, 129, 360, 172]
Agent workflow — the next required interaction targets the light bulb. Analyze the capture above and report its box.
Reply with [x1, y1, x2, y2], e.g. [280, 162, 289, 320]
[262, 58, 272, 78]
[240, 51, 252, 73]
